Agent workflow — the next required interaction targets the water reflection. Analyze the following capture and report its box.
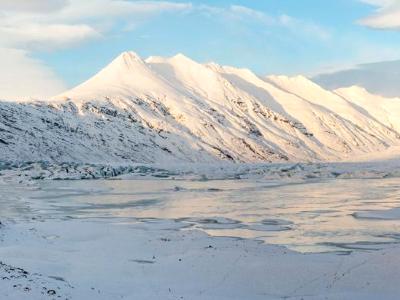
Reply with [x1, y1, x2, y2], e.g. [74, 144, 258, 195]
[1, 177, 400, 253]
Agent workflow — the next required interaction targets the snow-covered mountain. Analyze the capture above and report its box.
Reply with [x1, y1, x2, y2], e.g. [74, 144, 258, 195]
[314, 60, 400, 98]
[0, 51, 399, 164]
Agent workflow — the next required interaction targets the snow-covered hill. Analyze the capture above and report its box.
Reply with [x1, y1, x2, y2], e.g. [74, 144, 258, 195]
[0, 51, 399, 164]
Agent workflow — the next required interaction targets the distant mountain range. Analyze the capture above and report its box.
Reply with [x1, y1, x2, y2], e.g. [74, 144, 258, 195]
[0, 51, 399, 164]
[314, 60, 400, 98]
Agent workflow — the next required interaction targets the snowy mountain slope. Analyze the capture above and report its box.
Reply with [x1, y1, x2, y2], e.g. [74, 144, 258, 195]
[215, 67, 399, 154]
[0, 51, 399, 164]
[335, 86, 400, 133]
[266, 75, 400, 150]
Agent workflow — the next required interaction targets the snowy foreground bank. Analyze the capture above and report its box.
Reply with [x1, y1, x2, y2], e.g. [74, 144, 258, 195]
[1, 161, 400, 299]
[1, 218, 400, 300]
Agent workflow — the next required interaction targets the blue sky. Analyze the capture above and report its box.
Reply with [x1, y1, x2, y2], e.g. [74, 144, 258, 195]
[0, 0, 400, 97]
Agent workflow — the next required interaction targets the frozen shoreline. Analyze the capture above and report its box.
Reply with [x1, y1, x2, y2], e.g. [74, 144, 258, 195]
[1, 159, 400, 183]
[1, 160, 400, 299]
[1, 217, 400, 300]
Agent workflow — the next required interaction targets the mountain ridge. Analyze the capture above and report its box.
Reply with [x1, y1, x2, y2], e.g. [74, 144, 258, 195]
[0, 51, 399, 164]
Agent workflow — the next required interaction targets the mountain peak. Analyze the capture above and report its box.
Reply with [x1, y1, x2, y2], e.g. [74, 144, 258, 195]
[267, 75, 322, 91]
[267, 74, 310, 83]
[119, 51, 142, 61]
[170, 53, 197, 64]
[111, 51, 144, 69]
[54, 50, 166, 100]
[222, 65, 258, 79]
[145, 55, 165, 64]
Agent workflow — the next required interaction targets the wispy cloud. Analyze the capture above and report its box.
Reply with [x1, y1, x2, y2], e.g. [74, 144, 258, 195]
[0, 48, 66, 99]
[278, 14, 330, 41]
[0, 0, 192, 50]
[0, 0, 68, 13]
[0, 24, 100, 50]
[0, 0, 192, 98]
[358, 0, 400, 30]
[228, 5, 275, 23]
[197, 4, 330, 41]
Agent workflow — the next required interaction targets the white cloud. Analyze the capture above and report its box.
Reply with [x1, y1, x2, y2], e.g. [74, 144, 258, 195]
[0, 0, 192, 99]
[0, 0, 68, 13]
[57, 0, 192, 21]
[0, 24, 100, 50]
[359, 0, 400, 29]
[0, 48, 66, 99]
[0, 1, 192, 50]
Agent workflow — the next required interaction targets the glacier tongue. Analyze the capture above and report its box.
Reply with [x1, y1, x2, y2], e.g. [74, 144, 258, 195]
[0, 51, 399, 164]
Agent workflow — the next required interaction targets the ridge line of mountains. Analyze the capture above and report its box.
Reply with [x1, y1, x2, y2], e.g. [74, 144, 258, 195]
[1, 51, 399, 164]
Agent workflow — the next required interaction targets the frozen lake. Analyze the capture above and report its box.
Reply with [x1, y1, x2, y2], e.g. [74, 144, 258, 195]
[1, 171, 400, 299]
[2, 176, 400, 254]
